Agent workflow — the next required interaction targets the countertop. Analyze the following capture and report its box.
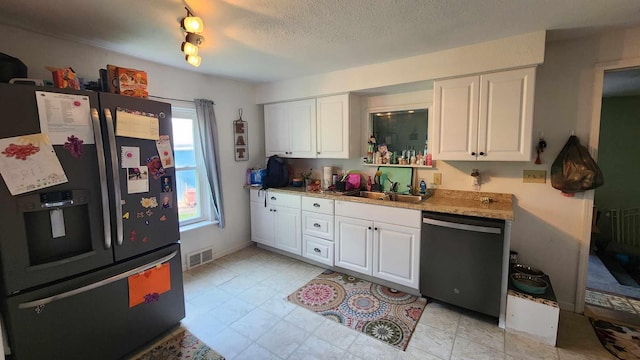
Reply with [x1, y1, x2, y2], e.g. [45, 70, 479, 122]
[256, 186, 514, 220]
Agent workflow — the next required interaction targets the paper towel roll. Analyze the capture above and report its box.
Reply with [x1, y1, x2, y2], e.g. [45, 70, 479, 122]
[323, 166, 334, 189]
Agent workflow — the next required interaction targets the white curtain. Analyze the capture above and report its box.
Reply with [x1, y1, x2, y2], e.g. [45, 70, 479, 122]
[194, 99, 224, 228]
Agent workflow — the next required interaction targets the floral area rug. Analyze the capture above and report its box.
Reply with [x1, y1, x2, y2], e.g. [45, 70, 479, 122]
[287, 270, 427, 350]
[590, 318, 640, 359]
[128, 327, 224, 360]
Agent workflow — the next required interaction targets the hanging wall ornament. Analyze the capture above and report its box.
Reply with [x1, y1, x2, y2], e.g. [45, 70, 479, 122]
[233, 108, 248, 161]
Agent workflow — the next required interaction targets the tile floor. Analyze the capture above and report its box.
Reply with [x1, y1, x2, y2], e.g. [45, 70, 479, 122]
[181, 245, 615, 359]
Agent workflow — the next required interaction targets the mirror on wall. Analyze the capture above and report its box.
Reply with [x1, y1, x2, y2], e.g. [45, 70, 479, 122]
[370, 108, 428, 159]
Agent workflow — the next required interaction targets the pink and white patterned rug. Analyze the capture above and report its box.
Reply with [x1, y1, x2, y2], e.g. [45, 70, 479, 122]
[287, 270, 427, 350]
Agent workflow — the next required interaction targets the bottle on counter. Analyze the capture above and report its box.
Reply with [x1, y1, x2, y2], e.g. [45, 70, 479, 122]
[367, 176, 372, 191]
[419, 179, 427, 195]
[426, 153, 432, 166]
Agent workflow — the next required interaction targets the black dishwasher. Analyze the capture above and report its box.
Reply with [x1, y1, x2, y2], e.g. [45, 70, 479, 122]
[420, 211, 505, 318]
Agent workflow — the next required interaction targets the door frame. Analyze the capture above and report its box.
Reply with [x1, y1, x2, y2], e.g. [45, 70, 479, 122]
[575, 57, 640, 313]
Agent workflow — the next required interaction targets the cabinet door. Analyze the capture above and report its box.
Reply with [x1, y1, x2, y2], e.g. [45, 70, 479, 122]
[373, 222, 420, 289]
[317, 94, 349, 158]
[288, 99, 317, 158]
[264, 102, 290, 156]
[431, 75, 479, 160]
[250, 201, 274, 246]
[478, 67, 535, 161]
[335, 216, 373, 275]
[273, 205, 302, 255]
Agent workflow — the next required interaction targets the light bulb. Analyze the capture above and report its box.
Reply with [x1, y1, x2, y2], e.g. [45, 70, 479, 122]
[181, 42, 198, 56]
[181, 16, 204, 33]
[186, 55, 202, 67]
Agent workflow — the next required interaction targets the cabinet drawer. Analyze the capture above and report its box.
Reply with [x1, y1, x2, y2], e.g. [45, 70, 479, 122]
[301, 197, 334, 215]
[303, 235, 334, 266]
[267, 192, 300, 209]
[302, 211, 334, 240]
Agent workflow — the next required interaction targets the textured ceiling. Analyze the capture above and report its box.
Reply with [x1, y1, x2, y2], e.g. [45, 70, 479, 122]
[0, 0, 639, 84]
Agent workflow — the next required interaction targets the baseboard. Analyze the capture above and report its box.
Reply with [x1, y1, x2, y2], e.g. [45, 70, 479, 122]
[181, 240, 254, 271]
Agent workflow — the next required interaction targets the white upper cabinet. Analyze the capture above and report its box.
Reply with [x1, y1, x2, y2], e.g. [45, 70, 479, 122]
[265, 99, 317, 158]
[432, 67, 535, 161]
[265, 94, 360, 159]
[316, 94, 361, 159]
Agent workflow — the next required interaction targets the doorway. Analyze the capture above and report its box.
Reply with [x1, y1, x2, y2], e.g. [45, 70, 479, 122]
[577, 59, 640, 326]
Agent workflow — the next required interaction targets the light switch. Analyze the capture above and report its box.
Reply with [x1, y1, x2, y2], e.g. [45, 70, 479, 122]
[523, 170, 546, 183]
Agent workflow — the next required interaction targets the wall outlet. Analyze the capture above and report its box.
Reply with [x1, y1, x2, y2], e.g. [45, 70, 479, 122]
[433, 172, 442, 185]
[523, 170, 546, 183]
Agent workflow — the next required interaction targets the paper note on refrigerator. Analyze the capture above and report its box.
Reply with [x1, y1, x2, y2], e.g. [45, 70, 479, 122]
[35, 91, 94, 145]
[155, 135, 174, 168]
[115, 108, 159, 140]
[127, 166, 149, 194]
[127, 262, 171, 307]
[0, 133, 68, 195]
[121, 146, 140, 168]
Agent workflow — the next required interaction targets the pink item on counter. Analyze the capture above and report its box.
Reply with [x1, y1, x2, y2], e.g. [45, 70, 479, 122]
[345, 173, 361, 191]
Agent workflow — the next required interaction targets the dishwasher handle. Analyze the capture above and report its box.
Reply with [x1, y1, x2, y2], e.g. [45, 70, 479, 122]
[423, 217, 502, 234]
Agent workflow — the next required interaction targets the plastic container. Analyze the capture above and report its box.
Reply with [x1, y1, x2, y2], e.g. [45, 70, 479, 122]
[419, 179, 427, 195]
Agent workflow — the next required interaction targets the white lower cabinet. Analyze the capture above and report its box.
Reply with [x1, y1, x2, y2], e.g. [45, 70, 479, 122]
[250, 189, 301, 256]
[251, 192, 420, 289]
[335, 216, 373, 274]
[250, 200, 275, 246]
[335, 215, 420, 289]
[273, 206, 302, 255]
[373, 222, 420, 289]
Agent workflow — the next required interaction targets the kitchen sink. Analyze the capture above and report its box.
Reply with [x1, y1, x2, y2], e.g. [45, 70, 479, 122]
[347, 191, 424, 203]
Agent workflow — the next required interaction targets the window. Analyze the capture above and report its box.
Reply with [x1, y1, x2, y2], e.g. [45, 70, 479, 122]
[171, 107, 211, 225]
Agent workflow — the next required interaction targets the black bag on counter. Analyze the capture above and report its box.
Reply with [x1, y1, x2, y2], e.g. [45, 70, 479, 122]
[550, 135, 604, 193]
[262, 155, 289, 189]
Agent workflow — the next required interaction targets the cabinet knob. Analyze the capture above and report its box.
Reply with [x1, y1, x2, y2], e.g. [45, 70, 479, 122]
[317, 152, 320, 155]
[313, 248, 321, 253]
[368, 226, 372, 230]
[374, 227, 378, 231]
[313, 203, 320, 207]
[271, 196, 276, 200]
[479, 152, 486, 156]
[471, 152, 476, 156]
[314, 223, 321, 228]
[273, 209, 277, 212]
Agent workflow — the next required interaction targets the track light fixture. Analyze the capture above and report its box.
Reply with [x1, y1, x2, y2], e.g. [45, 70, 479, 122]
[180, 7, 205, 67]
[186, 55, 202, 67]
[181, 16, 203, 33]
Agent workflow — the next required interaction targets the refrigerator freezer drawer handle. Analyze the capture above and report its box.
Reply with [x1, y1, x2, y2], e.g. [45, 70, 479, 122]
[91, 108, 112, 249]
[104, 108, 124, 245]
[422, 218, 502, 234]
[18, 251, 178, 310]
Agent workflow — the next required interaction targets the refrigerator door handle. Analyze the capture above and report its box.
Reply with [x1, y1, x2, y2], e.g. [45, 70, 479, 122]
[104, 108, 124, 246]
[91, 108, 112, 249]
[18, 250, 178, 310]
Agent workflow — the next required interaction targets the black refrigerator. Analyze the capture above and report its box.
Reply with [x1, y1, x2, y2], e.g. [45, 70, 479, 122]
[0, 83, 185, 359]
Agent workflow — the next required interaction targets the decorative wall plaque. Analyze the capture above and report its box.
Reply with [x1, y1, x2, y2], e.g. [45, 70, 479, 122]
[233, 109, 248, 161]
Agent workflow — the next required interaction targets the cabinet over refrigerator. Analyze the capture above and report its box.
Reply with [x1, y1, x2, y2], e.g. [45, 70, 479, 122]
[0, 83, 185, 359]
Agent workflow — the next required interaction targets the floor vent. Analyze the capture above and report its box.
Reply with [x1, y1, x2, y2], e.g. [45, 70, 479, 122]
[187, 248, 214, 269]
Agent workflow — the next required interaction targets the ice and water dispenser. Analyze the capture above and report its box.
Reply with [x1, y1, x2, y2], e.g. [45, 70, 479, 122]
[18, 190, 94, 268]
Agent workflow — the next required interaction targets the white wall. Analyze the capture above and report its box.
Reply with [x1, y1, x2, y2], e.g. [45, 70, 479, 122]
[256, 31, 545, 104]
[0, 25, 263, 265]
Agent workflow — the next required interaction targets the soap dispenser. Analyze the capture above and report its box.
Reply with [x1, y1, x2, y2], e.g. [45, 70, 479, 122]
[419, 179, 427, 195]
